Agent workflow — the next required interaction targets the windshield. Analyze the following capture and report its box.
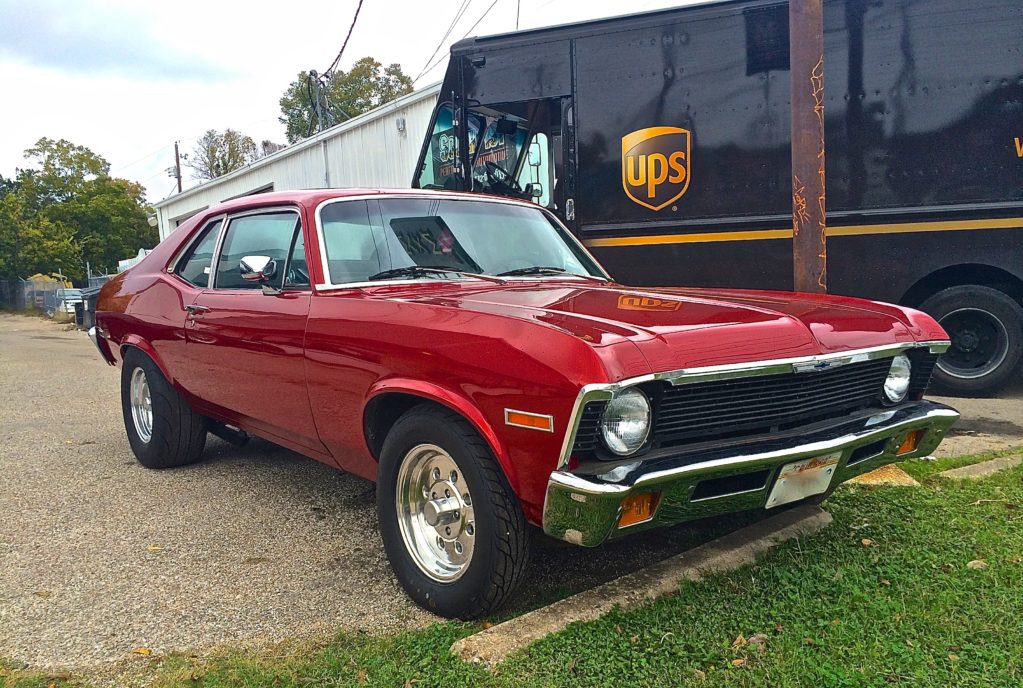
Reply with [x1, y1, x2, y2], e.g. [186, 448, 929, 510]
[414, 104, 528, 194]
[318, 198, 604, 285]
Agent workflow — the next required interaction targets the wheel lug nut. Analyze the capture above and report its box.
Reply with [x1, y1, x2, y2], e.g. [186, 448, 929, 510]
[455, 542, 463, 554]
[432, 468, 441, 480]
[445, 488, 451, 498]
[449, 471, 458, 483]
[445, 526, 451, 536]
[437, 536, 444, 548]
[466, 524, 474, 536]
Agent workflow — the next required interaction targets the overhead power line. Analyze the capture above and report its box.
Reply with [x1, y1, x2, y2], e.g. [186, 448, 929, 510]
[323, 0, 366, 76]
[415, 0, 503, 85]
[414, 0, 473, 84]
[109, 142, 174, 176]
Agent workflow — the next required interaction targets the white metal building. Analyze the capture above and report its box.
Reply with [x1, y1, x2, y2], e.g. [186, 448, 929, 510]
[152, 84, 441, 241]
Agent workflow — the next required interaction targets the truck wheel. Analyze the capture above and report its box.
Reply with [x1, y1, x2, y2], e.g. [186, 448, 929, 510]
[377, 404, 528, 619]
[920, 285, 1023, 396]
[121, 348, 207, 468]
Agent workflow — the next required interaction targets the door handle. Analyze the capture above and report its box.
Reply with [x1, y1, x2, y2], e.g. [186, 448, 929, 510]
[184, 304, 211, 315]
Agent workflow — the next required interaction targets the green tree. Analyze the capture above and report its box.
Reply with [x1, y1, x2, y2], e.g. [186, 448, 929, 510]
[0, 138, 158, 282]
[186, 129, 260, 180]
[20, 137, 110, 207]
[0, 192, 80, 280]
[46, 176, 156, 275]
[278, 57, 414, 143]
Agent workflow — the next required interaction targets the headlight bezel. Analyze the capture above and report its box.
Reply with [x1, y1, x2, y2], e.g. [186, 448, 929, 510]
[882, 353, 913, 405]
[598, 386, 653, 457]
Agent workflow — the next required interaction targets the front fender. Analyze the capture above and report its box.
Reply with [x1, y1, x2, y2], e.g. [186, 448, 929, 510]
[365, 378, 518, 494]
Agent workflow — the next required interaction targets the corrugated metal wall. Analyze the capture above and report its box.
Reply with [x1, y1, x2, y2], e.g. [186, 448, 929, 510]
[154, 84, 441, 240]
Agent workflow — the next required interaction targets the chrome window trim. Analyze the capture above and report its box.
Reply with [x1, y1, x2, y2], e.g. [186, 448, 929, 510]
[166, 213, 227, 287]
[210, 206, 301, 291]
[312, 193, 611, 292]
[555, 340, 951, 469]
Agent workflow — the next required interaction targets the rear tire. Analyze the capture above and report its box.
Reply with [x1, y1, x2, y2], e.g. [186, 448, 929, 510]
[377, 404, 528, 619]
[919, 285, 1023, 397]
[121, 348, 207, 468]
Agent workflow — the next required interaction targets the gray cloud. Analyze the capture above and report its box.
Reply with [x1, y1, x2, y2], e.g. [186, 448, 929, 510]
[0, 0, 233, 80]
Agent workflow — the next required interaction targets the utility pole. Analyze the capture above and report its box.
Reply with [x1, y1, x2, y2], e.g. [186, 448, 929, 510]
[173, 141, 183, 194]
[516, 0, 521, 30]
[789, 0, 827, 293]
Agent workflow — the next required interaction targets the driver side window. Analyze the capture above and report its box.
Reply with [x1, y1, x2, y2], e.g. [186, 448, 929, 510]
[214, 211, 302, 290]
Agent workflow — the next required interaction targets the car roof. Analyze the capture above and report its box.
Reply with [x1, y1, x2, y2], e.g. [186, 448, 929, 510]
[209, 188, 535, 214]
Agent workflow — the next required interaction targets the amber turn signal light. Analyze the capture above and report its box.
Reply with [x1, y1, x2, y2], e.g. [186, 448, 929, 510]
[897, 429, 925, 456]
[504, 409, 554, 432]
[618, 492, 660, 528]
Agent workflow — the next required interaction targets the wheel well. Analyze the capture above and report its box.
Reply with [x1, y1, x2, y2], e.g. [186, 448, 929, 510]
[363, 393, 442, 460]
[900, 264, 1023, 308]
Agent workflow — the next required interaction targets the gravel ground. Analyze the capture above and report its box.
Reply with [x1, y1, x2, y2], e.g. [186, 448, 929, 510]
[1, 313, 1021, 671]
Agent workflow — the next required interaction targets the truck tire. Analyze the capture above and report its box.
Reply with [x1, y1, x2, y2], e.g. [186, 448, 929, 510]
[121, 348, 207, 468]
[377, 404, 528, 619]
[919, 285, 1023, 396]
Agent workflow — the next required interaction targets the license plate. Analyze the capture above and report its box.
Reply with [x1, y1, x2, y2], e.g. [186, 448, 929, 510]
[766, 452, 841, 509]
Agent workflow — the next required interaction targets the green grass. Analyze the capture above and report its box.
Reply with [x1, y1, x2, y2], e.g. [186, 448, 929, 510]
[4, 450, 1021, 688]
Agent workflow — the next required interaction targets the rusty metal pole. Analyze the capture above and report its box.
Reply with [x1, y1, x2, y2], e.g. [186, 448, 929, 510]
[789, 0, 827, 293]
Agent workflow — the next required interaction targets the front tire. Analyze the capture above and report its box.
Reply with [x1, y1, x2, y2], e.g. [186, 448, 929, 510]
[377, 404, 528, 619]
[121, 348, 207, 468]
[920, 285, 1023, 396]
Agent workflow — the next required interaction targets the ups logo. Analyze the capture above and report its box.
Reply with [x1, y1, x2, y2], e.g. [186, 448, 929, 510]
[617, 295, 682, 312]
[622, 127, 691, 211]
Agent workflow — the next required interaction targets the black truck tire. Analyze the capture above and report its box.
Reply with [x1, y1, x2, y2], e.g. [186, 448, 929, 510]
[377, 404, 528, 619]
[121, 348, 207, 468]
[920, 285, 1023, 396]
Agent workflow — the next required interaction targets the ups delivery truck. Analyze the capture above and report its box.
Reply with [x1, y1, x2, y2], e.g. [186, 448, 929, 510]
[411, 0, 1023, 395]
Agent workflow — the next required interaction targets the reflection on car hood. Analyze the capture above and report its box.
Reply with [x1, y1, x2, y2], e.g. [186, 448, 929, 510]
[390, 281, 925, 372]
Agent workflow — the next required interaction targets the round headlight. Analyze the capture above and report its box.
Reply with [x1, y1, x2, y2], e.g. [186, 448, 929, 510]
[600, 388, 651, 456]
[883, 354, 912, 403]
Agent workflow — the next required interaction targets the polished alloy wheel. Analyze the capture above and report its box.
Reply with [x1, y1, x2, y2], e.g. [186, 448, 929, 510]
[129, 366, 154, 443]
[395, 443, 475, 582]
[938, 307, 1010, 380]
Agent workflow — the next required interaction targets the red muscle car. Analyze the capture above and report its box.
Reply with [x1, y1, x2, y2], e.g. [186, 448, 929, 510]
[92, 189, 959, 618]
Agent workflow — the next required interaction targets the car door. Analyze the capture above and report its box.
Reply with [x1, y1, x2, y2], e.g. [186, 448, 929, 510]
[179, 207, 323, 452]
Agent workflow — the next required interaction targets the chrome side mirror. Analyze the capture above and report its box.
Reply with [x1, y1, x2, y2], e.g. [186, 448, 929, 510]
[239, 256, 277, 283]
[239, 256, 281, 295]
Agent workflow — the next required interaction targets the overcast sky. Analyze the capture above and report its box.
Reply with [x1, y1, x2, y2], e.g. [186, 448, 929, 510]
[0, 0, 703, 202]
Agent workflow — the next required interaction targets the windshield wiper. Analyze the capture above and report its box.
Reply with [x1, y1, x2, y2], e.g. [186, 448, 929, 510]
[497, 266, 608, 283]
[367, 265, 505, 284]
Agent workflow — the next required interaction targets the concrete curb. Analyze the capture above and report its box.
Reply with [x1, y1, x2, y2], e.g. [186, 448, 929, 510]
[451, 504, 833, 669]
[938, 456, 1023, 480]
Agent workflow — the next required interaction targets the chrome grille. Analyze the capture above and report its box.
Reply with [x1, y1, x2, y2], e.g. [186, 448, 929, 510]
[571, 352, 940, 456]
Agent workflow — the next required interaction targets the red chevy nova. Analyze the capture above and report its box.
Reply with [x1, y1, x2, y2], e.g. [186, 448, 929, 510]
[92, 189, 958, 618]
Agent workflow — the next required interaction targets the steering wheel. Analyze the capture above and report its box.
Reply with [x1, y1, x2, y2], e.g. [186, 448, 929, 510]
[484, 160, 525, 196]
[286, 264, 310, 287]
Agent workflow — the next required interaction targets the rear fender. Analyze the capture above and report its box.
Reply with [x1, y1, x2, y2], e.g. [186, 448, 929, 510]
[119, 334, 175, 385]
[365, 378, 518, 493]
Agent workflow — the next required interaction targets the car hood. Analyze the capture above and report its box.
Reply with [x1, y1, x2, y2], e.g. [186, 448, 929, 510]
[387, 281, 928, 375]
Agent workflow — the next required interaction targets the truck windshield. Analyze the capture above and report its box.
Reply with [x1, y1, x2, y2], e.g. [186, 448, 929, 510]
[319, 198, 604, 285]
[415, 104, 527, 194]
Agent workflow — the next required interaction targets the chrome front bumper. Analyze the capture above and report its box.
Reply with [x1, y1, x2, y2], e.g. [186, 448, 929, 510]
[542, 401, 959, 546]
